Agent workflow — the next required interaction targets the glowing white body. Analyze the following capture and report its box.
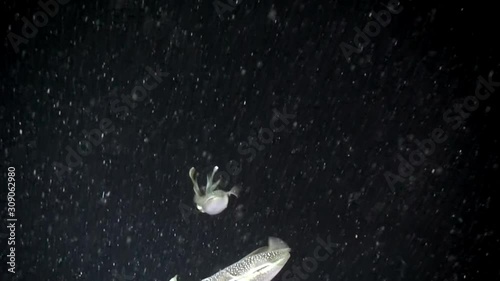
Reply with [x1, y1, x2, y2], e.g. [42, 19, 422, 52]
[189, 166, 239, 215]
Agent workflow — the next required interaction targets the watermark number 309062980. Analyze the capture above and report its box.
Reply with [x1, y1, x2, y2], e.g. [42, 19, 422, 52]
[6, 166, 17, 274]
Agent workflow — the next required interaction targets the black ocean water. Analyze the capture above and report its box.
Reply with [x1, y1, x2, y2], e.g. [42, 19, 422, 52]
[1, 1, 499, 280]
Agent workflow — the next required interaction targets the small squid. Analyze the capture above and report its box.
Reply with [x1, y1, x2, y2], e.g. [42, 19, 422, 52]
[188, 166, 240, 215]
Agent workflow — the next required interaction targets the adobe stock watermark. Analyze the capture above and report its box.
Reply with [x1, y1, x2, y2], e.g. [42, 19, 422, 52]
[213, 0, 244, 20]
[384, 69, 499, 192]
[281, 235, 339, 281]
[179, 106, 296, 222]
[112, 267, 134, 281]
[340, 0, 403, 62]
[52, 65, 168, 181]
[7, 0, 72, 54]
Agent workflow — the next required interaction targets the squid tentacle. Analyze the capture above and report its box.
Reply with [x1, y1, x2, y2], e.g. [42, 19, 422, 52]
[189, 167, 203, 197]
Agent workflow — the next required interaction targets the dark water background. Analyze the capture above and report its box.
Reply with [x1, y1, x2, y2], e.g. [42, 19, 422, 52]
[1, 0, 499, 280]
